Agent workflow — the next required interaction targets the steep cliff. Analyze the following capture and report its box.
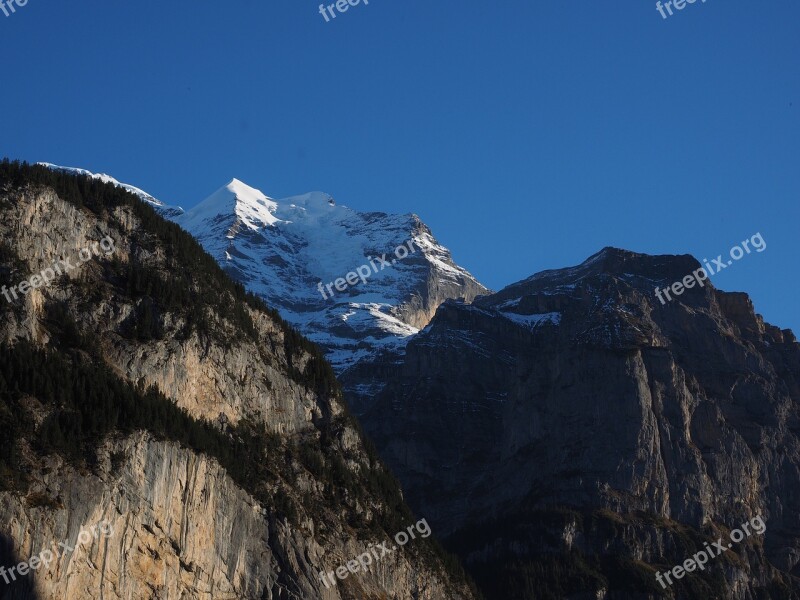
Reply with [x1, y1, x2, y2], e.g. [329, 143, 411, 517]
[344, 247, 800, 599]
[0, 161, 478, 600]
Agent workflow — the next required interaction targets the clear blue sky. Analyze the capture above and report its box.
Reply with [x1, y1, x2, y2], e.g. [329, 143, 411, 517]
[1, 0, 798, 333]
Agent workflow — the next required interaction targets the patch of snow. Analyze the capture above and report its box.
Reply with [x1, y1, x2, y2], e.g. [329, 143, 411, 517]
[38, 162, 184, 215]
[500, 311, 561, 329]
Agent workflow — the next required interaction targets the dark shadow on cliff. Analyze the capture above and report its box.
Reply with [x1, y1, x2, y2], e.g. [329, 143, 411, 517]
[0, 532, 39, 600]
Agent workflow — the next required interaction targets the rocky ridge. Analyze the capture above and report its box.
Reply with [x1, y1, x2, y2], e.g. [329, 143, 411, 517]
[343, 247, 800, 599]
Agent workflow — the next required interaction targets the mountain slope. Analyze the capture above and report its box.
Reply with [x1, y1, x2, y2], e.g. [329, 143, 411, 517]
[38, 162, 186, 219]
[344, 247, 800, 599]
[0, 160, 478, 600]
[173, 180, 489, 371]
[37, 163, 489, 372]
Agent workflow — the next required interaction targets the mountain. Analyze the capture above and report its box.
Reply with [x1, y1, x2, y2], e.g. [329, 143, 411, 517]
[37, 164, 489, 373]
[342, 247, 800, 599]
[0, 160, 479, 600]
[33, 162, 800, 599]
[173, 179, 489, 372]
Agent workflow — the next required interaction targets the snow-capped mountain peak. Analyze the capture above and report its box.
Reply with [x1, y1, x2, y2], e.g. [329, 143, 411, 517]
[179, 178, 282, 234]
[40, 162, 489, 372]
[173, 180, 489, 371]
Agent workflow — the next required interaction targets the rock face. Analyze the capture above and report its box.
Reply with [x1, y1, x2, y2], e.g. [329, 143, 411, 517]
[344, 247, 800, 599]
[0, 163, 478, 600]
